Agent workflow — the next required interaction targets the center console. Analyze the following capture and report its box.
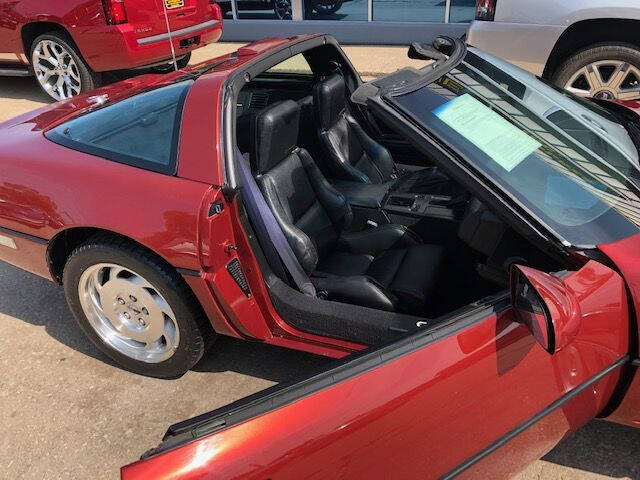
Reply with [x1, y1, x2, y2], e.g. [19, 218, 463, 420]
[383, 192, 460, 221]
[332, 177, 467, 240]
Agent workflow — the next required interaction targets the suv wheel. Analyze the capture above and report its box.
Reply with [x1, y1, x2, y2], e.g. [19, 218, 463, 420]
[553, 43, 640, 100]
[30, 32, 101, 101]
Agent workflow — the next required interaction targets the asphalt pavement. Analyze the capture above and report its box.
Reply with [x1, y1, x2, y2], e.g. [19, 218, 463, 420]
[1, 42, 639, 480]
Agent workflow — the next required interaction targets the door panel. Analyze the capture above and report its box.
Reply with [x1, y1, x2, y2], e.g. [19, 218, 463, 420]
[196, 187, 272, 340]
[122, 261, 629, 479]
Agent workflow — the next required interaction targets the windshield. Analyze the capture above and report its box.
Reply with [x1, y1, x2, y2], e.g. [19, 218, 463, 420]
[390, 47, 640, 246]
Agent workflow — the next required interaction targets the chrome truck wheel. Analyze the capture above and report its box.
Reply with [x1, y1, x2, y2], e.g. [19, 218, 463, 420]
[564, 60, 640, 100]
[30, 33, 100, 102]
[32, 39, 82, 100]
[554, 44, 640, 101]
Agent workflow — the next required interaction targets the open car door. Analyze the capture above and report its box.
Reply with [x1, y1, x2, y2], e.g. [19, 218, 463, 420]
[122, 260, 629, 479]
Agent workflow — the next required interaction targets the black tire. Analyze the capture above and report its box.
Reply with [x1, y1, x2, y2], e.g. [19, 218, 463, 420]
[62, 234, 215, 378]
[274, 0, 292, 20]
[152, 52, 192, 73]
[313, 0, 343, 14]
[30, 32, 101, 101]
[552, 42, 640, 100]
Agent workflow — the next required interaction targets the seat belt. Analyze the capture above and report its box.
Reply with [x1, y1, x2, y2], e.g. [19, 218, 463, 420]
[235, 148, 316, 297]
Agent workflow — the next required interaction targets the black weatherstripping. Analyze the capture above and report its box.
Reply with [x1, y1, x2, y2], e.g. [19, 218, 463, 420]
[0, 225, 48, 245]
[140, 293, 510, 459]
[440, 356, 630, 479]
[351, 36, 467, 105]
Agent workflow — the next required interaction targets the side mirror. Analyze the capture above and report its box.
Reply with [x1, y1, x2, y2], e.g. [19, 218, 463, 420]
[509, 264, 581, 354]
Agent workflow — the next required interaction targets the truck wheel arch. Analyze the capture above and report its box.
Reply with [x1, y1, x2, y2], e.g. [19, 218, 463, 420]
[543, 18, 640, 80]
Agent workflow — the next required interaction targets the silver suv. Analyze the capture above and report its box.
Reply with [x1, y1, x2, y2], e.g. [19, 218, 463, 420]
[467, 0, 640, 100]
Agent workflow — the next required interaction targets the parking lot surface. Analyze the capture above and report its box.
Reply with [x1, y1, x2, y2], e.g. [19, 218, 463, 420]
[1, 42, 640, 480]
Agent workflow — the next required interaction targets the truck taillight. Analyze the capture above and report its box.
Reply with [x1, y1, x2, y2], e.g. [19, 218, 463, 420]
[103, 0, 128, 25]
[475, 0, 496, 21]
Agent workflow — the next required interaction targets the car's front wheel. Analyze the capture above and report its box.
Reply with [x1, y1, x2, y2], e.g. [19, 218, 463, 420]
[553, 43, 640, 100]
[30, 32, 101, 102]
[63, 235, 214, 378]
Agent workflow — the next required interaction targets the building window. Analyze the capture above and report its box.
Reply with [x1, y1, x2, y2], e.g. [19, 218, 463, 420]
[303, 0, 368, 21]
[372, 0, 445, 22]
[221, 0, 472, 23]
[224, 0, 294, 20]
[449, 0, 476, 22]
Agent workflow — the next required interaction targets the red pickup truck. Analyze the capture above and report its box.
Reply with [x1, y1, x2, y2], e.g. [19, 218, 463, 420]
[0, 0, 223, 101]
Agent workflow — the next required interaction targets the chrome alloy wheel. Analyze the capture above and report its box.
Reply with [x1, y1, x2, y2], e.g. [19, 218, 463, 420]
[78, 263, 180, 363]
[564, 60, 640, 100]
[32, 39, 81, 101]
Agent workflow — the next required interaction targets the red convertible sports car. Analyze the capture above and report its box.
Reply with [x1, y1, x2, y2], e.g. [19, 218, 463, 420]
[1, 34, 640, 479]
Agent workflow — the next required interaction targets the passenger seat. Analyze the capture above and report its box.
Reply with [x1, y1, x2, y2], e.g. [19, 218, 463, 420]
[250, 99, 445, 314]
[313, 73, 451, 193]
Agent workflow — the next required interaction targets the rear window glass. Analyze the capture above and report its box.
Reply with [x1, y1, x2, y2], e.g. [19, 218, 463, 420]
[45, 81, 192, 174]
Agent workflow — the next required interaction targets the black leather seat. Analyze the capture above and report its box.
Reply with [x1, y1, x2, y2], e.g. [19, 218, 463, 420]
[251, 99, 445, 314]
[313, 73, 450, 193]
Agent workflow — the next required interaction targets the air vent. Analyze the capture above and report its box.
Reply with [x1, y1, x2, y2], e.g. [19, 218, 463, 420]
[227, 258, 251, 297]
[249, 92, 269, 109]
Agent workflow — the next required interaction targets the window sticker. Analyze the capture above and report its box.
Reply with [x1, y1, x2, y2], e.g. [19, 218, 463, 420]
[433, 93, 541, 172]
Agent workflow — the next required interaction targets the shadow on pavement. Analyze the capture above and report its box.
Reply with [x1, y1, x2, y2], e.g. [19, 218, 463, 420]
[542, 419, 640, 479]
[194, 336, 331, 382]
[0, 76, 51, 103]
[0, 261, 328, 383]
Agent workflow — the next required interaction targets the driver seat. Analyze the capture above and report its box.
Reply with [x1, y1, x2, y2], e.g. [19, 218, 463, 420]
[251, 99, 445, 314]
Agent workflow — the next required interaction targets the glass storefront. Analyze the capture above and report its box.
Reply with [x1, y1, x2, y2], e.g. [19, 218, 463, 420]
[219, 0, 474, 23]
[303, 0, 368, 21]
[373, 0, 445, 23]
[449, 0, 476, 23]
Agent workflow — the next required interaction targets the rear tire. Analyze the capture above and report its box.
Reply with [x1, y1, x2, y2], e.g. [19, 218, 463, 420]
[552, 43, 640, 100]
[30, 32, 101, 102]
[62, 234, 214, 378]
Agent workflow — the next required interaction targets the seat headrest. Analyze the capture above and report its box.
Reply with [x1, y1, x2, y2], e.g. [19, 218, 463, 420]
[314, 74, 346, 131]
[250, 100, 301, 174]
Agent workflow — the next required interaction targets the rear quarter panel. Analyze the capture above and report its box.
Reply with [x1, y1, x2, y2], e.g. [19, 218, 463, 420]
[0, 121, 211, 277]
